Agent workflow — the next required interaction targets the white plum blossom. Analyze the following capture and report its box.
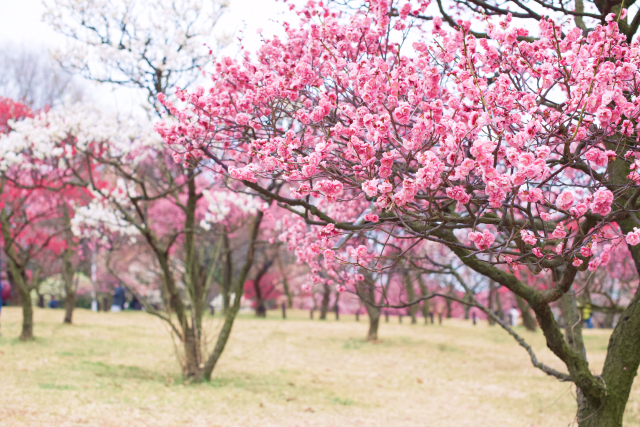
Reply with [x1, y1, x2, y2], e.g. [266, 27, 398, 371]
[200, 190, 261, 229]
[45, 0, 230, 112]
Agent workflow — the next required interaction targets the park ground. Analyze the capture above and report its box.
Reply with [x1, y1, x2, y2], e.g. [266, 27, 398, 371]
[0, 307, 638, 427]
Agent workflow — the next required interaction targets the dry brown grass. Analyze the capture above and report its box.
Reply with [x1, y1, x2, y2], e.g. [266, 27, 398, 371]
[0, 307, 637, 427]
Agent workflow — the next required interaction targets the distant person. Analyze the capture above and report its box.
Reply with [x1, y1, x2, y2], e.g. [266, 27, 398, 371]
[509, 307, 519, 327]
[129, 296, 142, 310]
[111, 285, 125, 312]
[0, 273, 10, 336]
[581, 302, 594, 329]
[49, 297, 59, 309]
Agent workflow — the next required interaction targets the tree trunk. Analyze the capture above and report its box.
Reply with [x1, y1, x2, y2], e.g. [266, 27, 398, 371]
[199, 290, 240, 381]
[18, 284, 33, 341]
[559, 293, 591, 420]
[5, 258, 35, 341]
[63, 292, 75, 324]
[404, 273, 417, 324]
[576, 400, 626, 427]
[581, 163, 640, 425]
[334, 290, 340, 320]
[184, 172, 206, 341]
[183, 328, 201, 378]
[61, 258, 76, 324]
[358, 273, 380, 341]
[422, 302, 430, 324]
[8, 275, 20, 305]
[577, 278, 640, 426]
[61, 206, 76, 324]
[456, 275, 472, 320]
[367, 312, 380, 341]
[557, 290, 640, 426]
[276, 254, 293, 308]
[199, 211, 265, 382]
[417, 274, 430, 324]
[487, 282, 496, 325]
[516, 295, 537, 331]
[90, 252, 98, 312]
[252, 260, 272, 318]
[1, 204, 36, 340]
[559, 293, 586, 357]
[463, 295, 472, 320]
[221, 232, 232, 312]
[319, 284, 330, 320]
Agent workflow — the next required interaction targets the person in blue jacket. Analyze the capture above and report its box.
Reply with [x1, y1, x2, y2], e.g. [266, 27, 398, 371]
[111, 284, 126, 312]
[0, 270, 10, 336]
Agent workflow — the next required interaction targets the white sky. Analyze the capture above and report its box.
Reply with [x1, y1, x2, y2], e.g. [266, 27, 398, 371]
[0, 0, 293, 113]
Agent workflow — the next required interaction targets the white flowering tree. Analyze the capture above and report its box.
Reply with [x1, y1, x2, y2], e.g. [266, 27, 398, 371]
[7, 101, 273, 380]
[44, 0, 229, 115]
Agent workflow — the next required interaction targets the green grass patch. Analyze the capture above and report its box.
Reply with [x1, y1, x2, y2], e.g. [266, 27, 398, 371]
[332, 397, 354, 406]
[39, 383, 78, 391]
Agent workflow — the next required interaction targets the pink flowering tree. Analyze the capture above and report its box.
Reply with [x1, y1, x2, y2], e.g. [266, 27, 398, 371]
[0, 98, 92, 339]
[0, 185, 73, 340]
[158, 1, 640, 423]
[199, 187, 283, 318]
[5, 101, 273, 380]
[0, 98, 33, 134]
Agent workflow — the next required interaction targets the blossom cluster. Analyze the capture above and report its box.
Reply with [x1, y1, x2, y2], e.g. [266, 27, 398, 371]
[156, 0, 640, 281]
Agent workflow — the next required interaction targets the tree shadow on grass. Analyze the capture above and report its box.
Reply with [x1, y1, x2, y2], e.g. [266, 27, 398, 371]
[80, 361, 168, 382]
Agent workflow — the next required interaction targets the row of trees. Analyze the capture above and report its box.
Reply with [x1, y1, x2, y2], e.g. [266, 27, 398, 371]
[3, 0, 640, 425]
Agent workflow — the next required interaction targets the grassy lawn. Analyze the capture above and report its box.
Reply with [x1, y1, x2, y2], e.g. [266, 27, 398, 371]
[0, 307, 638, 426]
